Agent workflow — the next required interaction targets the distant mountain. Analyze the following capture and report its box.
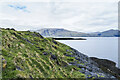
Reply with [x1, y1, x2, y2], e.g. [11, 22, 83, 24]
[96, 29, 120, 37]
[36, 28, 89, 37]
[35, 28, 120, 37]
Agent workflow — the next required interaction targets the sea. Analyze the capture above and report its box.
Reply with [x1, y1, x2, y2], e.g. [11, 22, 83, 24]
[57, 37, 119, 67]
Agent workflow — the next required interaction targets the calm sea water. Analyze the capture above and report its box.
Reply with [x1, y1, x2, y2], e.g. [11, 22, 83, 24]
[57, 37, 118, 67]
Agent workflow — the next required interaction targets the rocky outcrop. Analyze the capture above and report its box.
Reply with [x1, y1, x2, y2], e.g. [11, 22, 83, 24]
[66, 48, 118, 79]
[90, 57, 120, 79]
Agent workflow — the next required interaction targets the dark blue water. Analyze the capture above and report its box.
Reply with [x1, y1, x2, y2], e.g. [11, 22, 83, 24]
[58, 37, 118, 67]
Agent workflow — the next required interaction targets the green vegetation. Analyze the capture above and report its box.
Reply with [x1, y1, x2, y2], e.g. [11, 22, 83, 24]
[1, 28, 87, 79]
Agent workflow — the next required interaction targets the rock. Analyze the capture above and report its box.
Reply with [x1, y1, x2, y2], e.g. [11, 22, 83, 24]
[90, 57, 120, 79]
[68, 63, 72, 66]
[86, 66, 92, 72]
[56, 60, 60, 65]
[110, 76, 116, 78]
[69, 61, 78, 66]
[52, 40, 57, 44]
[77, 64, 85, 68]
[85, 71, 91, 76]
[79, 70, 85, 74]
[43, 52, 48, 55]
[66, 49, 71, 52]
[61, 61, 68, 67]
[16, 66, 23, 71]
[22, 38, 33, 45]
[52, 45, 57, 49]
[50, 55, 57, 60]
[90, 57, 116, 67]
[50, 52, 52, 55]
[86, 76, 93, 79]
[81, 68, 85, 71]
[8, 44, 10, 48]
[64, 54, 74, 57]
[32, 32, 44, 39]
[69, 62, 76, 65]
[29, 75, 33, 79]
[91, 73, 98, 78]
[75, 57, 81, 61]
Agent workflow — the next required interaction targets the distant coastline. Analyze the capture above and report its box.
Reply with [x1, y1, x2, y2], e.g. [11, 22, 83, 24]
[53, 37, 86, 40]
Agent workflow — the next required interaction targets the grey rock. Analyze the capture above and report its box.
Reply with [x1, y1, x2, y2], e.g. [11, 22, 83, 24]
[43, 52, 48, 55]
[85, 71, 91, 76]
[64, 54, 74, 57]
[16, 66, 23, 71]
[77, 64, 85, 68]
[50, 55, 57, 60]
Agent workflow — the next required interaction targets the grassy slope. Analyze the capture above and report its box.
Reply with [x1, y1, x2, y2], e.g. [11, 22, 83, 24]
[2, 29, 87, 79]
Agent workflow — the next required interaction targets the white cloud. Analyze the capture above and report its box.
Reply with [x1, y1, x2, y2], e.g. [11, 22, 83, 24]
[0, 0, 119, 2]
[0, 1, 118, 32]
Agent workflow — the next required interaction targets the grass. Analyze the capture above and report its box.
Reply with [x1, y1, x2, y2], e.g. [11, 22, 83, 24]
[1, 28, 86, 79]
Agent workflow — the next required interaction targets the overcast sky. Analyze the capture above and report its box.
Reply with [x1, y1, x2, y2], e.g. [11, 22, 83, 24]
[0, 0, 119, 32]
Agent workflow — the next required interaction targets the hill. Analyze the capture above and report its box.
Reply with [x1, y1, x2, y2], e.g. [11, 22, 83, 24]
[1, 28, 119, 79]
[35, 28, 120, 37]
[35, 28, 89, 37]
[96, 29, 120, 37]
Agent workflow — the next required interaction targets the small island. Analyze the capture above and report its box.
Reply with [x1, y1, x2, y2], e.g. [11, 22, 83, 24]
[52, 37, 86, 40]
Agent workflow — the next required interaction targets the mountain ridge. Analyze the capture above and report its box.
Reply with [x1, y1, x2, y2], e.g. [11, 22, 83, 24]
[35, 28, 120, 37]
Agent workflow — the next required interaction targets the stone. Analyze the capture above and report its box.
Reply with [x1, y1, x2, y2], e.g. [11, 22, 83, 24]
[16, 66, 23, 71]
[51, 55, 57, 60]
[91, 73, 98, 78]
[43, 52, 48, 55]
[75, 57, 81, 61]
[52, 40, 57, 44]
[85, 71, 91, 76]
[66, 49, 69, 52]
[50, 52, 52, 55]
[79, 70, 85, 74]
[64, 54, 73, 57]
[77, 64, 85, 68]
[81, 68, 85, 71]
[69, 62, 76, 65]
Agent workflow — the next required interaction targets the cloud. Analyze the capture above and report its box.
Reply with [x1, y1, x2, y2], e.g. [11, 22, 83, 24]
[0, 1, 118, 32]
[0, 0, 119, 2]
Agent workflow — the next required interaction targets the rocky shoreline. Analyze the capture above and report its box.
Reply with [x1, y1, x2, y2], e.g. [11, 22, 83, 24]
[90, 57, 120, 79]
[66, 48, 120, 79]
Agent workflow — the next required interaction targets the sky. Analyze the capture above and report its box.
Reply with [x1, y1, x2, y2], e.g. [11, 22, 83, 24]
[0, 0, 119, 32]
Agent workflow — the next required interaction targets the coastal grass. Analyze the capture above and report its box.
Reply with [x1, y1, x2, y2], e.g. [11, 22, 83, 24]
[1, 28, 87, 79]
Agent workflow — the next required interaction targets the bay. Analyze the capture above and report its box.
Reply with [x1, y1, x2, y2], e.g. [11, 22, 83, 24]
[57, 37, 118, 67]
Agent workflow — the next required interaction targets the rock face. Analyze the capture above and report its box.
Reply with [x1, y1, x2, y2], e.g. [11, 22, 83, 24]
[90, 57, 120, 79]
